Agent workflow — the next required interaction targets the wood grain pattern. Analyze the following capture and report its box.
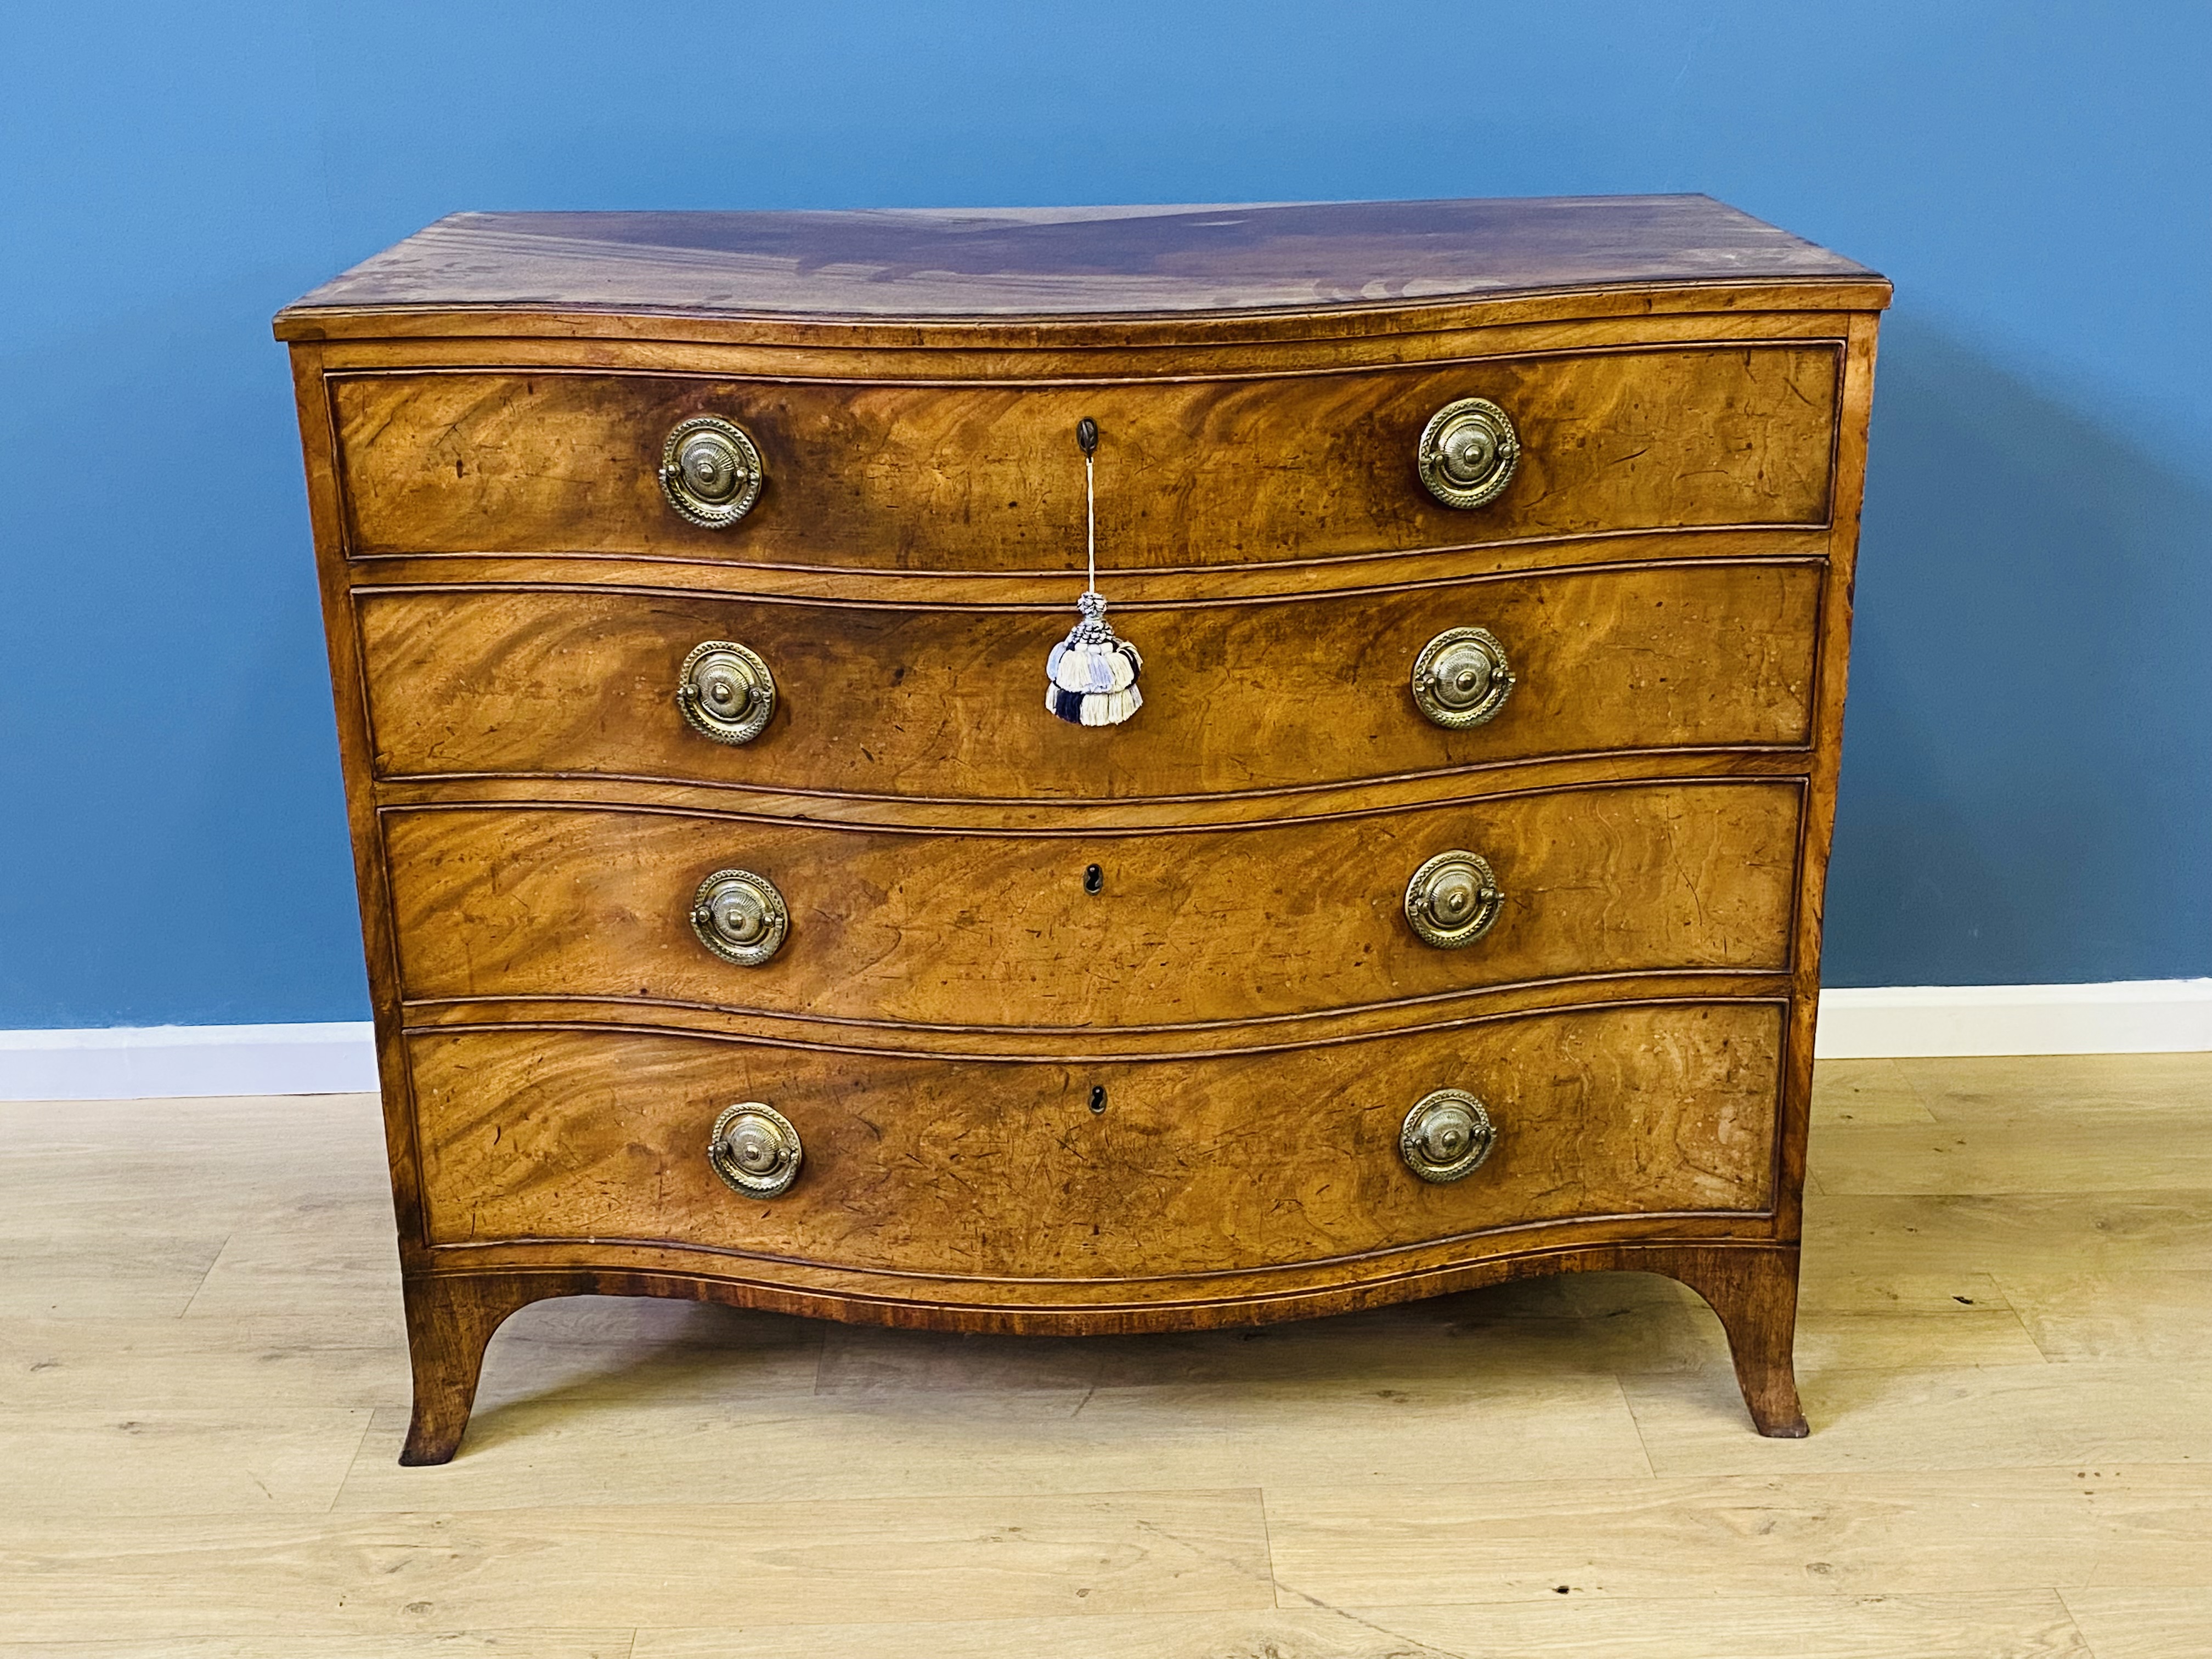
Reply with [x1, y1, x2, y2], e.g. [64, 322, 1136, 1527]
[397, 1273, 561, 1465]
[13, 1054, 2205, 1639]
[392, 974, 1796, 1066]
[629, 1596, 2095, 1659]
[0, 1638, 631, 1659]
[1768, 308, 1877, 1252]
[405, 1003, 1784, 1276]
[1624, 1355, 2212, 1474]
[332, 346, 1839, 568]
[1263, 1466, 2212, 1606]
[1812, 1113, 2212, 1195]
[358, 560, 1822, 800]
[1995, 1270, 2212, 1363]
[2, 1412, 373, 1516]
[277, 197, 1885, 1454]
[2059, 1588, 2212, 1659]
[404, 1230, 1807, 1322]
[365, 755, 1822, 847]
[308, 305, 1876, 396]
[345, 524, 1838, 608]
[275, 197, 1878, 327]
[382, 782, 1802, 1030]
[0, 1492, 1278, 1640]
[289, 341, 431, 1264]
[343, 1358, 1658, 1510]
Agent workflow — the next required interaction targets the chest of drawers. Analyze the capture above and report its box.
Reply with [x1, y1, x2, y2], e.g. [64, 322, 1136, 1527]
[276, 196, 1887, 1463]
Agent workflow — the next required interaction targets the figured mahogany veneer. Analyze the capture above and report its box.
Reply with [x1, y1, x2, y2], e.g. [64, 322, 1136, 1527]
[332, 346, 1839, 570]
[410, 1003, 1784, 1274]
[383, 782, 1802, 1031]
[358, 558, 1823, 801]
[277, 196, 1886, 1463]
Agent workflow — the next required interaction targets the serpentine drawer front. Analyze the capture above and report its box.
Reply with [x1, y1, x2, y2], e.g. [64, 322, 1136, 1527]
[331, 345, 1840, 568]
[278, 195, 1886, 1461]
[383, 781, 1803, 1030]
[407, 1002, 1785, 1283]
[357, 560, 1824, 799]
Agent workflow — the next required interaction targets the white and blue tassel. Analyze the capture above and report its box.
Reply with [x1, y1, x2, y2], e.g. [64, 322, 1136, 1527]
[1046, 590, 1143, 726]
[1047, 418, 1143, 727]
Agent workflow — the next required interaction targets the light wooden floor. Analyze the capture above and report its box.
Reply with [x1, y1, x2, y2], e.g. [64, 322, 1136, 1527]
[3, 1054, 2209, 1657]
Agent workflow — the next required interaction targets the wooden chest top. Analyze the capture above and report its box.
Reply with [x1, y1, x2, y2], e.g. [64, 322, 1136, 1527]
[275, 194, 1885, 337]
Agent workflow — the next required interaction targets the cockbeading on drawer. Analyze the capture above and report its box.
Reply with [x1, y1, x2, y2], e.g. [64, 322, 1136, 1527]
[331, 345, 1841, 569]
[382, 780, 1803, 1033]
[357, 558, 1822, 802]
[408, 1001, 1785, 1279]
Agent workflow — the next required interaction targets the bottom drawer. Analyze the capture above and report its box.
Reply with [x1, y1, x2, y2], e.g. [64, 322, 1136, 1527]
[409, 1002, 1784, 1282]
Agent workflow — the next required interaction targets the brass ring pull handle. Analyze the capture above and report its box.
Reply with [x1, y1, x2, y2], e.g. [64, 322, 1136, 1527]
[676, 641, 776, 745]
[659, 416, 765, 528]
[1404, 849, 1503, 949]
[709, 1102, 803, 1198]
[1412, 626, 1515, 729]
[1400, 1088, 1496, 1183]
[1417, 397, 1520, 510]
[690, 868, 789, 966]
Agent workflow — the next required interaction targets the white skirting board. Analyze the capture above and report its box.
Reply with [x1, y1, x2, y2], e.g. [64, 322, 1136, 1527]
[0, 1022, 379, 1102]
[1810, 979, 2212, 1061]
[2, 982, 2209, 1100]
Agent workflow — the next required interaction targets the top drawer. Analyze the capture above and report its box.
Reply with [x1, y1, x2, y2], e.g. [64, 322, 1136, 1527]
[331, 345, 1841, 571]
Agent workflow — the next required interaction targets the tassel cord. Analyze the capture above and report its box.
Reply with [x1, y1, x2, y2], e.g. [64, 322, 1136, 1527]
[1046, 416, 1141, 726]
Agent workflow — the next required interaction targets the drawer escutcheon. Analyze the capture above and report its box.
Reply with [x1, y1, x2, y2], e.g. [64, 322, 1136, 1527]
[708, 1101, 803, 1198]
[1400, 1088, 1497, 1183]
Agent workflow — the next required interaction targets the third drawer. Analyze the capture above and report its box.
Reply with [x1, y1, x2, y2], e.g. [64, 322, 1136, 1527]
[386, 778, 1803, 1030]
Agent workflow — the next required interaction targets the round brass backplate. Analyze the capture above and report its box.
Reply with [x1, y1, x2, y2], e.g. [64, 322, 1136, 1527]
[1403, 849, 1504, 949]
[1400, 1088, 1497, 1183]
[659, 416, 765, 529]
[690, 868, 789, 967]
[1412, 626, 1515, 729]
[1416, 397, 1520, 510]
[708, 1101, 803, 1198]
[676, 640, 776, 745]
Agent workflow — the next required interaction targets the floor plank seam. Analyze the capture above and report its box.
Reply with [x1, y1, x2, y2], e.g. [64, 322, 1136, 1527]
[1893, 1059, 1941, 1115]
[1260, 1564, 1473, 1657]
[2053, 1587, 2110, 1659]
[326, 1406, 384, 1510]
[1256, 1483, 1284, 1612]
[1612, 1368, 1665, 1477]
[174, 1230, 236, 1319]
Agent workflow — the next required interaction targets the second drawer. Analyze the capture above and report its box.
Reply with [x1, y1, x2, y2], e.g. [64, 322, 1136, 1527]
[359, 560, 1822, 800]
[385, 780, 1801, 1029]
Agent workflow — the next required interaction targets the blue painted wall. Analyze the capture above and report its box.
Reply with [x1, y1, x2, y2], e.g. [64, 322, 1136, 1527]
[3, 2, 2207, 1025]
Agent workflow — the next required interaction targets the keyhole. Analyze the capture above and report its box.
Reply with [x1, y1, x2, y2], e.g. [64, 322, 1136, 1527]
[1089, 1085, 1108, 1115]
[1083, 864, 1104, 895]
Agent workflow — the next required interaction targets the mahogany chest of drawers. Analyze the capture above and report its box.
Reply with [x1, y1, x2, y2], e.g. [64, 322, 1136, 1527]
[275, 196, 1887, 1462]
